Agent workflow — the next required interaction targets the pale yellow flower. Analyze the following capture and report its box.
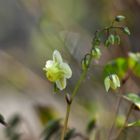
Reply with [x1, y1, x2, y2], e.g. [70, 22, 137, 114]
[43, 50, 72, 90]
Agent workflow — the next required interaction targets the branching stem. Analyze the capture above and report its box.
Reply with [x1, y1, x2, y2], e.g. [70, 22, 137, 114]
[60, 20, 124, 140]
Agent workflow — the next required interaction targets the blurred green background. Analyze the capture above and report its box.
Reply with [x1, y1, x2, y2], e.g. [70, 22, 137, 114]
[0, 0, 140, 139]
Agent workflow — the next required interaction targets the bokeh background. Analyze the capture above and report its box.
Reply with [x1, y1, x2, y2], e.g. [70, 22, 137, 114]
[0, 0, 140, 139]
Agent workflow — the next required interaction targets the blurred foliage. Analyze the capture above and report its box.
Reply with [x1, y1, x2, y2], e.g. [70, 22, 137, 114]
[127, 120, 140, 127]
[128, 52, 140, 77]
[115, 115, 125, 128]
[5, 115, 21, 140]
[35, 105, 58, 125]
[86, 118, 96, 134]
[41, 119, 61, 140]
[123, 93, 140, 110]
[104, 57, 128, 79]
[0, 114, 6, 126]
[64, 128, 76, 140]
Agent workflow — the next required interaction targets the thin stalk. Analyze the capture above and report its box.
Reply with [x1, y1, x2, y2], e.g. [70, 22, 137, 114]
[60, 104, 71, 140]
[60, 68, 88, 140]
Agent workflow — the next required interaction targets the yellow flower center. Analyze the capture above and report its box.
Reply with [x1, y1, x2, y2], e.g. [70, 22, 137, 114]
[46, 64, 64, 82]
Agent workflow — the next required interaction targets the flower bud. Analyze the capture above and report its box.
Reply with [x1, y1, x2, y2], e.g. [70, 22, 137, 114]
[91, 47, 101, 59]
[104, 74, 120, 92]
[115, 15, 126, 22]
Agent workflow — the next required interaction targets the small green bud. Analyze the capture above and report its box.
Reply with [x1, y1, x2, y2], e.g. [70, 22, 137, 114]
[82, 56, 89, 70]
[91, 47, 101, 59]
[108, 34, 115, 45]
[105, 34, 115, 47]
[105, 40, 111, 48]
[115, 15, 126, 22]
[104, 74, 120, 92]
[123, 27, 130, 35]
[114, 35, 121, 45]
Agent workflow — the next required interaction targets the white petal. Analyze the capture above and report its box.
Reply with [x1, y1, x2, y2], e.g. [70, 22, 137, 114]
[111, 75, 120, 89]
[104, 77, 110, 92]
[56, 78, 66, 90]
[45, 60, 54, 69]
[60, 63, 72, 78]
[114, 75, 120, 87]
[53, 50, 63, 63]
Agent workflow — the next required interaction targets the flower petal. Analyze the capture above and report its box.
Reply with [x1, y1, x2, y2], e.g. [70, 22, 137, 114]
[104, 77, 110, 92]
[60, 63, 72, 78]
[111, 74, 120, 90]
[53, 50, 63, 63]
[56, 78, 66, 90]
[45, 60, 54, 69]
[114, 75, 120, 87]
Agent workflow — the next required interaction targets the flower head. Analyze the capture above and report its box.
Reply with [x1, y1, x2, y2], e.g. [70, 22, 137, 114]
[43, 50, 72, 90]
[104, 74, 120, 92]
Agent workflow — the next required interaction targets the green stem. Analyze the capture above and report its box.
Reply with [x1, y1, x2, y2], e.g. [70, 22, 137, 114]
[60, 69, 88, 140]
[60, 103, 71, 140]
[71, 70, 88, 100]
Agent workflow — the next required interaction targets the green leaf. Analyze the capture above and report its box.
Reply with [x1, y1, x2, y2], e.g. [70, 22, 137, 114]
[0, 114, 6, 126]
[86, 118, 96, 134]
[123, 93, 140, 110]
[115, 15, 126, 22]
[35, 105, 57, 125]
[123, 27, 130, 36]
[127, 120, 140, 127]
[64, 129, 75, 140]
[9, 115, 21, 127]
[103, 57, 128, 79]
[128, 52, 140, 77]
[42, 119, 61, 140]
[5, 115, 21, 140]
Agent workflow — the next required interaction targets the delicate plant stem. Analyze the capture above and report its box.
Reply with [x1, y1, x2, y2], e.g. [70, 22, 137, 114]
[108, 95, 122, 140]
[60, 22, 122, 140]
[60, 103, 71, 140]
[60, 69, 88, 140]
[112, 104, 134, 140]
[71, 70, 88, 100]
[60, 52, 93, 140]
